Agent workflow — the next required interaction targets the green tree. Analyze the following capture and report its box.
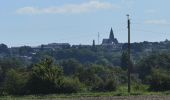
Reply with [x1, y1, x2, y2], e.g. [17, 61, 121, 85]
[136, 53, 170, 80]
[0, 58, 23, 86]
[4, 69, 28, 95]
[60, 77, 83, 93]
[0, 44, 9, 54]
[149, 69, 170, 91]
[27, 57, 63, 94]
[61, 59, 82, 76]
[121, 52, 129, 70]
[92, 78, 117, 92]
[19, 46, 33, 56]
[77, 66, 101, 86]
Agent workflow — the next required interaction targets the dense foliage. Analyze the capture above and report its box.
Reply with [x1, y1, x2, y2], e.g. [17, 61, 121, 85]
[0, 42, 170, 95]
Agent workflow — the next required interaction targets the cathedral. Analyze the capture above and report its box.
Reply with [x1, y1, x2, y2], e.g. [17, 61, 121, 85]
[102, 28, 119, 47]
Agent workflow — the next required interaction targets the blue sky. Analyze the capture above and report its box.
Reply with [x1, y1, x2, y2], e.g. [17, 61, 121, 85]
[0, 0, 170, 47]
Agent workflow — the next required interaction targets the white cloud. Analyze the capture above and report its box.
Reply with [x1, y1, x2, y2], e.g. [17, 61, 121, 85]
[144, 19, 170, 25]
[16, 1, 117, 14]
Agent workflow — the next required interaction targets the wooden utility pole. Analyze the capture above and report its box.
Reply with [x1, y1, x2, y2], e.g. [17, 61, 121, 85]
[98, 32, 100, 45]
[127, 14, 131, 93]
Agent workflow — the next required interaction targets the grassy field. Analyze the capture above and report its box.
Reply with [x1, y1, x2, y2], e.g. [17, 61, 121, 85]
[1, 85, 170, 100]
[1, 96, 170, 100]
[1, 91, 170, 100]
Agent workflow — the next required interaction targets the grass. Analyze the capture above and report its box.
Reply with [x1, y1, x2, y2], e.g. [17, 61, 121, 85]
[0, 92, 170, 100]
[1, 85, 170, 100]
[1, 92, 170, 100]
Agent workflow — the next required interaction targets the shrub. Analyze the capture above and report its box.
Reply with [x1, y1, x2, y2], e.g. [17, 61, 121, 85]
[104, 79, 117, 91]
[149, 69, 170, 91]
[60, 77, 83, 93]
[92, 78, 117, 92]
[26, 58, 63, 94]
[91, 77, 105, 91]
[4, 69, 28, 95]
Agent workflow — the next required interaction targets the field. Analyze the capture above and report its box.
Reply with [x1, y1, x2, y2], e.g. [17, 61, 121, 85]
[1, 92, 170, 100]
[1, 85, 170, 100]
[1, 95, 170, 100]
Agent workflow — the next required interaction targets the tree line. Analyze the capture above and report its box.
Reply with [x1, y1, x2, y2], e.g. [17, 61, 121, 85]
[0, 42, 170, 95]
[0, 52, 170, 95]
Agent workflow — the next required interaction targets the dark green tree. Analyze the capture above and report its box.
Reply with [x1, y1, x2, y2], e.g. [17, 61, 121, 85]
[149, 69, 170, 91]
[19, 46, 33, 56]
[4, 69, 28, 95]
[61, 59, 82, 76]
[27, 57, 63, 94]
[60, 77, 83, 93]
[121, 52, 129, 70]
[0, 44, 9, 54]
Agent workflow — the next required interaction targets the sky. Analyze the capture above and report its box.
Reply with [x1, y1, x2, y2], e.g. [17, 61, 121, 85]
[0, 0, 170, 47]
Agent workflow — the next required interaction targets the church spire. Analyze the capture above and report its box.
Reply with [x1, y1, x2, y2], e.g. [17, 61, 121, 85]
[109, 27, 114, 40]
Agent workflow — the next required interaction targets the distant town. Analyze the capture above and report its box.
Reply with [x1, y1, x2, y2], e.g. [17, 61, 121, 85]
[0, 28, 170, 98]
[0, 28, 170, 62]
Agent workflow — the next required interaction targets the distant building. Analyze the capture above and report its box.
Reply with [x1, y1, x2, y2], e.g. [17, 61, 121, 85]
[102, 28, 119, 48]
[37, 43, 71, 50]
[46, 43, 70, 49]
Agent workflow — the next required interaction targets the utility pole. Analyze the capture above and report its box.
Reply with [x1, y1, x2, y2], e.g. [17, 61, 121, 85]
[127, 14, 131, 93]
[98, 32, 100, 45]
[93, 40, 95, 47]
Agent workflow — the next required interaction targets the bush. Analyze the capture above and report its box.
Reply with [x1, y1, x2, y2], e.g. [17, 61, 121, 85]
[60, 77, 83, 93]
[104, 79, 117, 91]
[92, 78, 117, 92]
[149, 69, 170, 91]
[26, 58, 63, 94]
[132, 84, 148, 92]
[26, 75, 57, 94]
[91, 77, 105, 91]
[136, 53, 170, 81]
[4, 69, 28, 95]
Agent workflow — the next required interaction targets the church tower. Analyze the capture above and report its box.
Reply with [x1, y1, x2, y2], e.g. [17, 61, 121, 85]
[102, 28, 119, 46]
[109, 28, 114, 40]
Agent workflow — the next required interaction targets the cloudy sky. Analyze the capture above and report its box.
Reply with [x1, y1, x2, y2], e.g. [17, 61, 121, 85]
[0, 0, 170, 46]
